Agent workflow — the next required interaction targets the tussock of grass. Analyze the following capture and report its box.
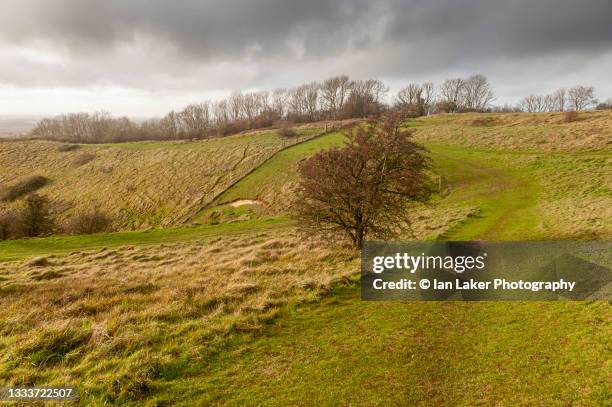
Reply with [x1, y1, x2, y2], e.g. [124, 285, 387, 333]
[25, 256, 52, 267]
[0, 231, 358, 403]
[14, 324, 92, 367]
[57, 144, 80, 152]
[72, 152, 96, 166]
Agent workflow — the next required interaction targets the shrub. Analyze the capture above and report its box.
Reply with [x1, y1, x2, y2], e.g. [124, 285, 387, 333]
[57, 144, 79, 152]
[66, 207, 113, 234]
[0, 211, 22, 240]
[72, 152, 96, 167]
[564, 111, 580, 123]
[469, 117, 497, 127]
[20, 194, 55, 237]
[0, 175, 48, 202]
[277, 123, 297, 138]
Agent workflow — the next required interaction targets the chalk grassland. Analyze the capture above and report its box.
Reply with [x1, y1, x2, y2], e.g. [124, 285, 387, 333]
[0, 129, 320, 229]
[409, 110, 612, 151]
[0, 232, 358, 404]
[429, 146, 611, 240]
[202, 111, 611, 240]
[0, 111, 610, 405]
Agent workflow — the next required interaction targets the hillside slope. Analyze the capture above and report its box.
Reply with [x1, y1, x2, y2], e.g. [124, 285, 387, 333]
[196, 111, 611, 239]
[0, 130, 319, 229]
[409, 110, 612, 151]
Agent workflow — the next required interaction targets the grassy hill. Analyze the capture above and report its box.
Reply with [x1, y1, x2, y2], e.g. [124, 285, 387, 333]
[409, 110, 612, 151]
[0, 128, 320, 229]
[0, 111, 610, 405]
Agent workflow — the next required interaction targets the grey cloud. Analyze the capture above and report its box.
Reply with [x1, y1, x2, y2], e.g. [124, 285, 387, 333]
[3, 0, 610, 62]
[0, 0, 610, 106]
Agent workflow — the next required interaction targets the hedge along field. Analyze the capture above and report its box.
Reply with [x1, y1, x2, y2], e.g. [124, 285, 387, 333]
[0, 128, 321, 230]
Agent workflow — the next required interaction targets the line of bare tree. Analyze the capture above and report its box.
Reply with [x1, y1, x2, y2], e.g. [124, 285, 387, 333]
[395, 74, 496, 115]
[29, 73, 605, 144]
[30, 75, 391, 143]
[519, 86, 598, 113]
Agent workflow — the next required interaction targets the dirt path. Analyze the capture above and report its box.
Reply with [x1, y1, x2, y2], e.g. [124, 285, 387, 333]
[431, 146, 542, 240]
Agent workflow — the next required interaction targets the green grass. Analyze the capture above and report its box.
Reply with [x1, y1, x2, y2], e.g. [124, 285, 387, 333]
[153, 139, 610, 405]
[1, 115, 610, 405]
[427, 144, 544, 240]
[210, 131, 346, 211]
[161, 284, 609, 406]
[427, 143, 610, 240]
[0, 217, 292, 262]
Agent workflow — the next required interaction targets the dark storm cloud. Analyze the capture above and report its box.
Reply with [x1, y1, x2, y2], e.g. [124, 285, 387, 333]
[0, 0, 611, 114]
[2, 0, 610, 64]
[0, 0, 376, 60]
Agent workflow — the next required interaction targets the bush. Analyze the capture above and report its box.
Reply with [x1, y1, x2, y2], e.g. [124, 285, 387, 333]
[57, 144, 79, 152]
[66, 207, 113, 234]
[0, 211, 22, 240]
[0, 175, 48, 202]
[20, 194, 55, 237]
[72, 153, 96, 167]
[469, 117, 497, 127]
[564, 111, 580, 123]
[277, 123, 297, 138]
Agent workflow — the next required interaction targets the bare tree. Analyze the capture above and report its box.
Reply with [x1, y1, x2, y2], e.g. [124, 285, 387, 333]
[303, 82, 320, 121]
[296, 113, 431, 247]
[180, 102, 211, 138]
[421, 82, 435, 115]
[272, 88, 288, 119]
[161, 111, 180, 139]
[396, 82, 434, 116]
[439, 78, 465, 112]
[520, 94, 549, 112]
[396, 83, 422, 108]
[568, 86, 596, 111]
[367, 79, 389, 115]
[228, 91, 244, 121]
[320, 75, 350, 119]
[553, 88, 567, 112]
[462, 74, 495, 111]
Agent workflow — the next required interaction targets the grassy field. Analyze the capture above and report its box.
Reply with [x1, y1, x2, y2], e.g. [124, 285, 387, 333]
[0, 217, 291, 262]
[0, 112, 610, 405]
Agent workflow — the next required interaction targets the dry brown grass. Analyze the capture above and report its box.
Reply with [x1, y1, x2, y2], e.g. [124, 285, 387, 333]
[0, 230, 357, 399]
[411, 110, 612, 151]
[0, 132, 314, 229]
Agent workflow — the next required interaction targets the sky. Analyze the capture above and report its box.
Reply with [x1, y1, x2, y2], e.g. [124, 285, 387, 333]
[0, 0, 611, 117]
